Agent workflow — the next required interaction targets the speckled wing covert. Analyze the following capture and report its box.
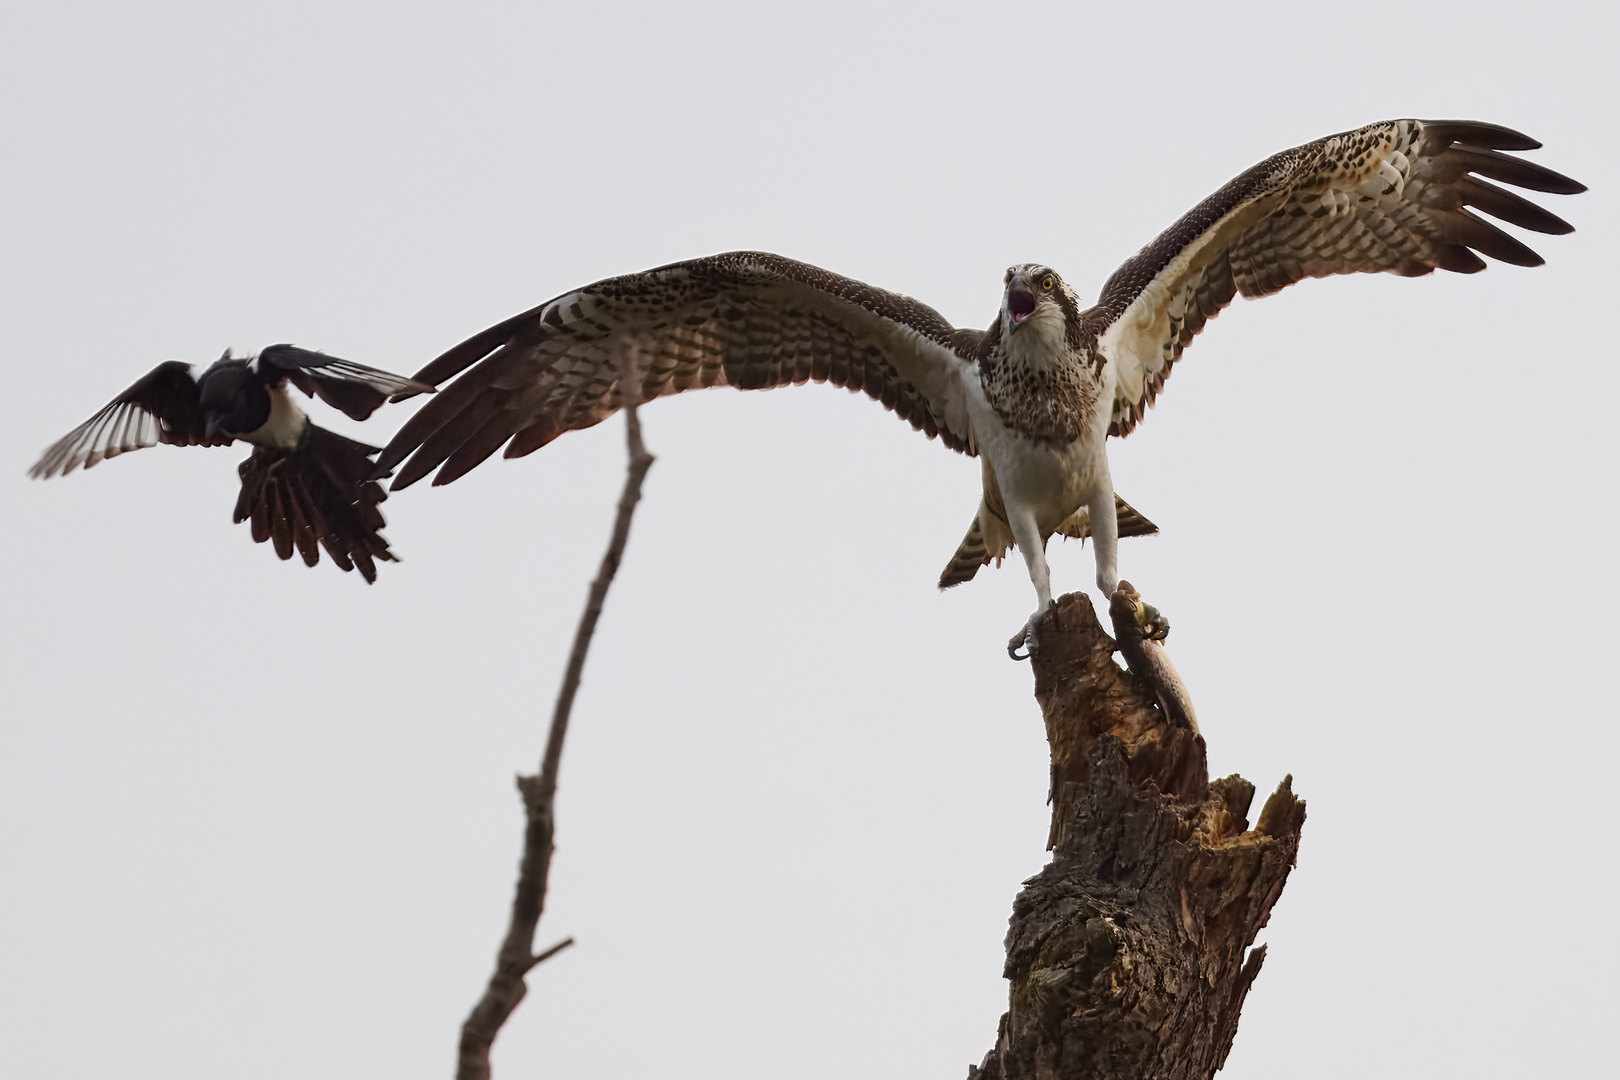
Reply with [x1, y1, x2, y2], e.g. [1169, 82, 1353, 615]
[1089, 119, 1586, 437]
[376, 252, 981, 489]
[28, 361, 225, 478]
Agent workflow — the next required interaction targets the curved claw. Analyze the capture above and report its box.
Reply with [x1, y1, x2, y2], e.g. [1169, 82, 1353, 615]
[1007, 600, 1058, 662]
[1008, 631, 1031, 662]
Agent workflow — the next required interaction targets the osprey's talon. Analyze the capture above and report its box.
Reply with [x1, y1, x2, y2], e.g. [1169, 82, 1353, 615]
[1008, 628, 1030, 661]
[1007, 600, 1057, 662]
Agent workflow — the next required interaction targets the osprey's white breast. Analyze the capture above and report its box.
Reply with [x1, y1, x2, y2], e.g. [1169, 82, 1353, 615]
[967, 340, 1114, 535]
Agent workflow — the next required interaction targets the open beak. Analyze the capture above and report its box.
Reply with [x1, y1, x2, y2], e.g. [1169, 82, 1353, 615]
[1007, 274, 1036, 333]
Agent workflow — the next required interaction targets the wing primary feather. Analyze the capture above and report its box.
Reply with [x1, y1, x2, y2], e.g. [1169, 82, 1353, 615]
[375, 360, 507, 480]
[1444, 208, 1546, 267]
[402, 308, 541, 398]
[1091, 119, 1583, 439]
[29, 361, 209, 479]
[376, 252, 980, 487]
[258, 345, 434, 420]
[433, 409, 526, 487]
[392, 392, 506, 490]
[1456, 175, 1575, 235]
[1447, 145, 1587, 195]
[1430, 245, 1490, 274]
[505, 417, 564, 459]
[1420, 120, 1543, 152]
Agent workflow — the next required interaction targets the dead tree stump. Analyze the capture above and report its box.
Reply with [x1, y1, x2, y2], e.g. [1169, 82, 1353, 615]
[970, 593, 1306, 1080]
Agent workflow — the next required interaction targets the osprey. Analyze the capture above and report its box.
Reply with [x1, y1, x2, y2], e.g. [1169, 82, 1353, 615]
[374, 118, 1582, 653]
[31, 345, 433, 582]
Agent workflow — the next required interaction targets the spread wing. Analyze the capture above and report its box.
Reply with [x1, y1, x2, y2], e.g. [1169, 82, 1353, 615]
[29, 361, 227, 479]
[1090, 119, 1585, 436]
[377, 251, 979, 489]
[256, 344, 435, 421]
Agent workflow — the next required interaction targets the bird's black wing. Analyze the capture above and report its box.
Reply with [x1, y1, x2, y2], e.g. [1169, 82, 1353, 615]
[29, 361, 226, 478]
[256, 344, 435, 422]
[233, 424, 397, 583]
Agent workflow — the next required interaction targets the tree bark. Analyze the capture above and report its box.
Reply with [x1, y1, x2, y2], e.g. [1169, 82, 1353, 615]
[970, 593, 1306, 1080]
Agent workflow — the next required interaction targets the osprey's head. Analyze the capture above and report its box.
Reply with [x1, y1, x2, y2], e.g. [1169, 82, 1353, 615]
[1001, 264, 1078, 342]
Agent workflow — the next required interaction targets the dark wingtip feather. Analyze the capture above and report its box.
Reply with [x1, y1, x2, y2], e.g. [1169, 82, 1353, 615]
[406, 304, 540, 394]
[1421, 120, 1542, 152]
[1431, 245, 1490, 275]
[433, 412, 524, 487]
[1457, 176, 1576, 235]
[1450, 145, 1587, 195]
[1448, 209, 1547, 268]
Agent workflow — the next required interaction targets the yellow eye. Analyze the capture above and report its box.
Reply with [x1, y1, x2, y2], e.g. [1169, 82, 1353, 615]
[1042, 276, 1054, 291]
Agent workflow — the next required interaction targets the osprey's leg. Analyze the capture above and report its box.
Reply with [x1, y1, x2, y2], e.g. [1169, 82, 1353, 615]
[1088, 484, 1120, 599]
[1007, 509, 1054, 661]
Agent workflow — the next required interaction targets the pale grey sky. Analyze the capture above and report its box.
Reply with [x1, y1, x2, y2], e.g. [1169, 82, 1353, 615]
[3, 2, 1615, 1077]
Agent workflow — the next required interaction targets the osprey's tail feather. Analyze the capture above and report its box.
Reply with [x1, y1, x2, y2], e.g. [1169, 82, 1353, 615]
[938, 515, 994, 589]
[234, 425, 398, 583]
[937, 493, 1159, 590]
[1054, 494, 1161, 542]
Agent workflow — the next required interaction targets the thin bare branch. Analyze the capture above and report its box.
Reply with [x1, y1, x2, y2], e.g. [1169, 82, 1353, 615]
[456, 342, 655, 1080]
[523, 936, 576, 975]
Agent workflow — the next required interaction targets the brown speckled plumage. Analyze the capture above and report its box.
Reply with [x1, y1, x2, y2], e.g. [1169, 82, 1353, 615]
[374, 117, 1580, 620]
[1090, 119, 1583, 436]
[977, 341, 1101, 446]
[382, 252, 978, 489]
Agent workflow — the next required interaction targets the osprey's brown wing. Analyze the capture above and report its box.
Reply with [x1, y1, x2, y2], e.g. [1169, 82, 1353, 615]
[1088, 119, 1584, 437]
[29, 361, 226, 479]
[377, 252, 980, 489]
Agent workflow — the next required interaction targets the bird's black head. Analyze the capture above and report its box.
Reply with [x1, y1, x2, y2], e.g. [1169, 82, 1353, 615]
[197, 353, 269, 438]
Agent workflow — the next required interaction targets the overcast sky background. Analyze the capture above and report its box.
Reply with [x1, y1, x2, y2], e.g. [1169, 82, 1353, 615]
[2, 2, 1615, 1077]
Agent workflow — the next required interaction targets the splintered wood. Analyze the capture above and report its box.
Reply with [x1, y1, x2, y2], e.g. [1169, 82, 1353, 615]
[971, 593, 1305, 1080]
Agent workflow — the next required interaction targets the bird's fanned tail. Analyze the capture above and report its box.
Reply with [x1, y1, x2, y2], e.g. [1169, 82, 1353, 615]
[234, 425, 397, 582]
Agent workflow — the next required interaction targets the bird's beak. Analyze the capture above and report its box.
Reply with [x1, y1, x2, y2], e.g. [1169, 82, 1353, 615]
[1007, 273, 1036, 334]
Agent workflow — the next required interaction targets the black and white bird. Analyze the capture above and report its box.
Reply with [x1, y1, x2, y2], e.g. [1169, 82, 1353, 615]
[30, 345, 433, 582]
[371, 118, 1582, 650]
